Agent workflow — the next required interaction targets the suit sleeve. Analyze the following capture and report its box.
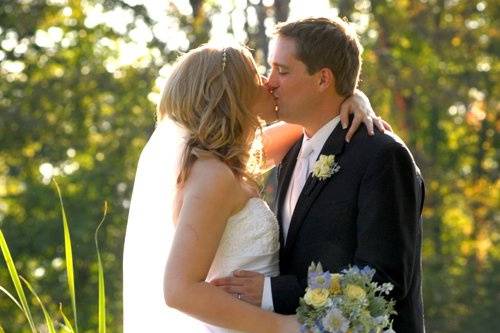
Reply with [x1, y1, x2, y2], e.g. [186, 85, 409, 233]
[354, 141, 423, 300]
[270, 274, 305, 314]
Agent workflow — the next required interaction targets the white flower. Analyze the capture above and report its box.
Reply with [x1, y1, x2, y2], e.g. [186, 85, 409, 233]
[312, 154, 341, 180]
[322, 308, 350, 333]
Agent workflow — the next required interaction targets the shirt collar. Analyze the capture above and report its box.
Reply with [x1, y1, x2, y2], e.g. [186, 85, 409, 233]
[301, 116, 341, 157]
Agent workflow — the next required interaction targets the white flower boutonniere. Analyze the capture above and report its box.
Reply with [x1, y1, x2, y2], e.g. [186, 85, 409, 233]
[312, 154, 341, 180]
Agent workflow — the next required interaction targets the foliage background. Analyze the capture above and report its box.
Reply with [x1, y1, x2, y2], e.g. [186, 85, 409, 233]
[0, 0, 498, 332]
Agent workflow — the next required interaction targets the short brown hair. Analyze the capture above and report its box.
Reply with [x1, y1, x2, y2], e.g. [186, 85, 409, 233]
[275, 17, 362, 96]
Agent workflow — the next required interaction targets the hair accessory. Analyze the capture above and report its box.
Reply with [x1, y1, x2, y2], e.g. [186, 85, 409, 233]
[222, 48, 227, 71]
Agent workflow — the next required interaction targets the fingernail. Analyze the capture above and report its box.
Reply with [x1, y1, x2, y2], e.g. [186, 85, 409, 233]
[345, 138, 350, 143]
[342, 123, 347, 129]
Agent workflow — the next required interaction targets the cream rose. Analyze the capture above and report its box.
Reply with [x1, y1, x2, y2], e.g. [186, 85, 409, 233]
[304, 288, 330, 308]
[344, 284, 366, 300]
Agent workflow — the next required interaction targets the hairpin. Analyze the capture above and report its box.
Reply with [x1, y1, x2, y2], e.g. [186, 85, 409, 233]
[222, 48, 227, 71]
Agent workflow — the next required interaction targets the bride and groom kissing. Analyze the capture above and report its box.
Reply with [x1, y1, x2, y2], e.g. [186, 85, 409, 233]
[123, 17, 425, 333]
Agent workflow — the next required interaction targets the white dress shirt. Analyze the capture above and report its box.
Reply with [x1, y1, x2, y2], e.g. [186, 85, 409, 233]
[261, 116, 341, 311]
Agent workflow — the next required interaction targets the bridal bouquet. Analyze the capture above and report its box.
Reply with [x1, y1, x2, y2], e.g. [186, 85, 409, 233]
[297, 262, 396, 333]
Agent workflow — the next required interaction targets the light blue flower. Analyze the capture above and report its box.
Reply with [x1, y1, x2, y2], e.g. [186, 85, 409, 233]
[351, 325, 365, 333]
[374, 315, 389, 326]
[342, 266, 361, 275]
[307, 262, 333, 289]
[309, 271, 332, 290]
[361, 266, 376, 279]
[322, 308, 350, 333]
[311, 325, 323, 333]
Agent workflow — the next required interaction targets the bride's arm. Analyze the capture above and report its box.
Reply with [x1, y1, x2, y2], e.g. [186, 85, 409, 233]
[260, 89, 392, 169]
[261, 121, 303, 169]
[164, 159, 299, 333]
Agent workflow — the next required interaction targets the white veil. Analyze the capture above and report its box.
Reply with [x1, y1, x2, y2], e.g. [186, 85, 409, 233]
[123, 118, 208, 332]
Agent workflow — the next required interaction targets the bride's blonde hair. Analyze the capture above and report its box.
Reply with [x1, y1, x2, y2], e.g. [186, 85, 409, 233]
[157, 44, 263, 186]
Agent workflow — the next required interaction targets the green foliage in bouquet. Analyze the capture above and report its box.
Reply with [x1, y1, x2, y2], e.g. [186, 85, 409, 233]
[0, 180, 107, 332]
[297, 262, 397, 333]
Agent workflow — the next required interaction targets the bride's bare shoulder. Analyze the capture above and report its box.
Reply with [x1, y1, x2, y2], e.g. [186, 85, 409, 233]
[183, 158, 241, 207]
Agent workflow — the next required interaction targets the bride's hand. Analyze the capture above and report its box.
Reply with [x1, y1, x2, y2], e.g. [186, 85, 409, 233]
[277, 315, 301, 333]
[340, 89, 392, 142]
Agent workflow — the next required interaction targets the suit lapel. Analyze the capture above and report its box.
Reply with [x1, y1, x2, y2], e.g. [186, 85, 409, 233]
[283, 123, 348, 257]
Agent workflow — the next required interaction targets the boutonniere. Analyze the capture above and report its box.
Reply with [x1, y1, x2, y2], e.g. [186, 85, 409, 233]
[312, 154, 341, 180]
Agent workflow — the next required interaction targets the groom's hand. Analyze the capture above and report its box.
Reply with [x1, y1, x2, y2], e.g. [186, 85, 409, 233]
[210, 270, 264, 306]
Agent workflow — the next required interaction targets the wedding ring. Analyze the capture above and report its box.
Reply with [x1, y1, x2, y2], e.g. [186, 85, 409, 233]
[237, 293, 241, 300]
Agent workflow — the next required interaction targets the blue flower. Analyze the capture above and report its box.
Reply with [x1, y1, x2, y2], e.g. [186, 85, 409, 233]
[360, 266, 376, 279]
[342, 266, 361, 275]
[309, 271, 332, 290]
[322, 308, 350, 333]
[351, 325, 365, 333]
[314, 319, 325, 332]
[374, 315, 389, 325]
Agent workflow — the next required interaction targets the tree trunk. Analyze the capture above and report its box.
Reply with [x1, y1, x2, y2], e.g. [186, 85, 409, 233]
[274, 0, 290, 23]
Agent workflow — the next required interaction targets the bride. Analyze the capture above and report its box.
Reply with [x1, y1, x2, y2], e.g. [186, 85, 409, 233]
[123, 44, 385, 332]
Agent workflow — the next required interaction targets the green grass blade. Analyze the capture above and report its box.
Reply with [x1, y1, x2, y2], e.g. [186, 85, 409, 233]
[0, 230, 37, 333]
[0, 285, 23, 311]
[59, 303, 75, 333]
[20, 276, 56, 333]
[53, 180, 79, 333]
[95, 202, 108, 333]
[0, 324, 4, 333]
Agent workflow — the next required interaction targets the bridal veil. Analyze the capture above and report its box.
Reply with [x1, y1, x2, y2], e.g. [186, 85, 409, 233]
[123, 119, 208, 332]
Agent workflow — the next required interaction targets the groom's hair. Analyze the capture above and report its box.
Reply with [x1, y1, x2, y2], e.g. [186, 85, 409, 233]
[275, 17, 362, 97]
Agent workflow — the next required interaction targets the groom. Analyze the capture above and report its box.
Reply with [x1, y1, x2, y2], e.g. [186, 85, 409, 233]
[215, 17, 425, 332]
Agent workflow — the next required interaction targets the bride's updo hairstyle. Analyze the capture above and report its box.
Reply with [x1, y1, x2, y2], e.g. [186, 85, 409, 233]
[157, 44, 263, 186]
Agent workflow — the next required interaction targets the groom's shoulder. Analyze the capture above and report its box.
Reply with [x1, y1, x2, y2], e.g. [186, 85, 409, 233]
[348, 127, 417, 165]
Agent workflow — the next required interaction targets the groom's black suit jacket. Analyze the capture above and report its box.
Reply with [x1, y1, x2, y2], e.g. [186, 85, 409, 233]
[271, 122, 425, 333]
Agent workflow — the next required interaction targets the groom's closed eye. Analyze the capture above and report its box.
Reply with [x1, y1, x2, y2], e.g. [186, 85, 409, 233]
[275, 65, 289, 75]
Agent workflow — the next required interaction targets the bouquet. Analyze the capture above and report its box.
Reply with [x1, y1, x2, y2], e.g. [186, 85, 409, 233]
[297, 262, 396, 333]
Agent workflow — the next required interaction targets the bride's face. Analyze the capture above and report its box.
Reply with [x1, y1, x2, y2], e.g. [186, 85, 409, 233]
[249, 76, 277, 123]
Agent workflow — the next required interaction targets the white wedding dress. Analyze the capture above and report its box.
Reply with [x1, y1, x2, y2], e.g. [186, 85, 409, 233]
[123, 119, 280, 333]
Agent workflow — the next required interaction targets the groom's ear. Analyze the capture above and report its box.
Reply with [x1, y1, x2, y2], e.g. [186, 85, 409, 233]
[317, 68, 335, 92]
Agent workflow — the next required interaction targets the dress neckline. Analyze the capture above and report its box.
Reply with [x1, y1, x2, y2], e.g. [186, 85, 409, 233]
[228, 197, 268, 221]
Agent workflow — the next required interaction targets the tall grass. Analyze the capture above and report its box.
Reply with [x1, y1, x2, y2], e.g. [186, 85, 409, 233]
[0, 180, 108, 332]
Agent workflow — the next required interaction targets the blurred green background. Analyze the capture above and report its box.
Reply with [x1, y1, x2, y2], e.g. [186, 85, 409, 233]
[0, 0, 498, 332]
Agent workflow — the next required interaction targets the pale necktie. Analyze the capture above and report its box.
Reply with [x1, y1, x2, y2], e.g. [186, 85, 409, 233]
[289, 141, 314, 215]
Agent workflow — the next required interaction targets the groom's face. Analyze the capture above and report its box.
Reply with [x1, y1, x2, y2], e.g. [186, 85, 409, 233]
[267, 36, 319, 126]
